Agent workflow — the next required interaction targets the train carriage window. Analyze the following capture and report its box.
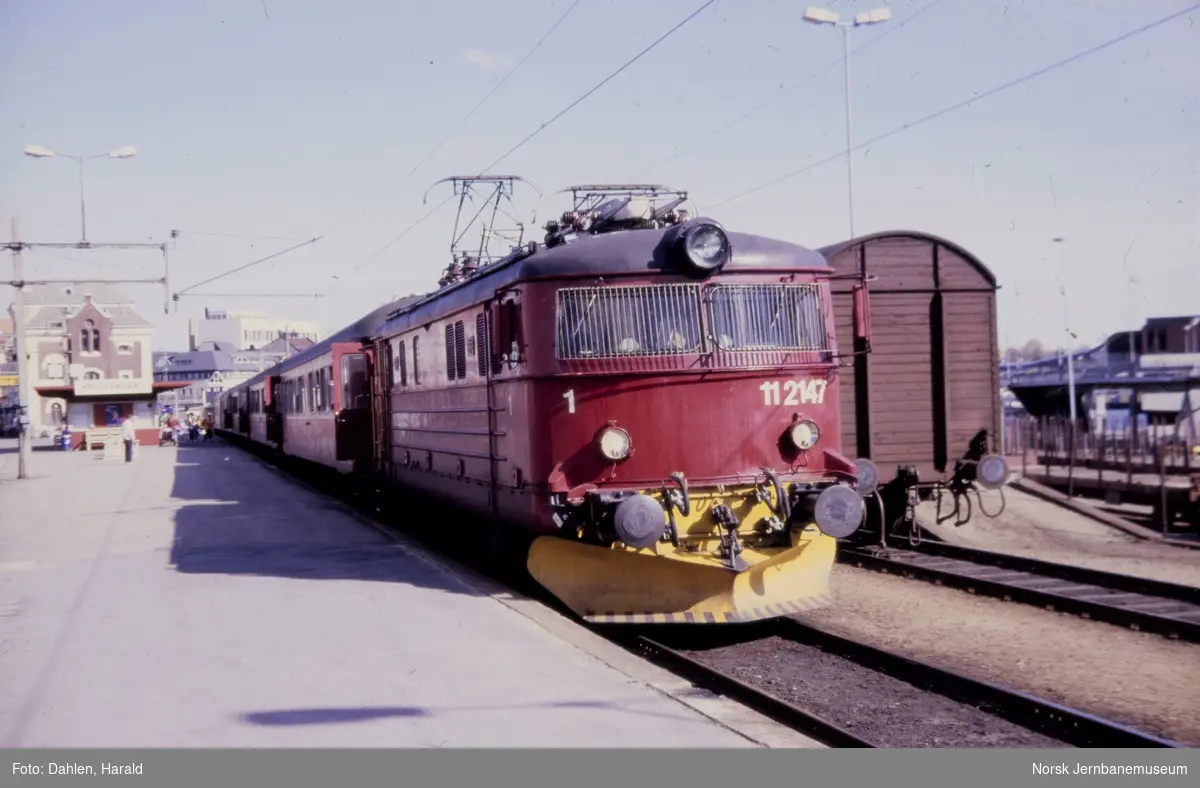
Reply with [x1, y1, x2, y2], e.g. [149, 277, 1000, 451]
[454, 321, 467, 380]
[706, 284, 828, 352]
[324, 365, 333, 409]
[308, 372, 316, 412]
[340, 353, 370, 410]
[555, 284, 703, 359]
[444, 324, 457, 381]
[398, 340, 407, 387]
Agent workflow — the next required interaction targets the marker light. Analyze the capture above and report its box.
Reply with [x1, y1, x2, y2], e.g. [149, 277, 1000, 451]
[975, 454, 1009, 490]
[597, 427, 632, 461]
[789, 419, 820, 451]
[854, 457, 879, 497]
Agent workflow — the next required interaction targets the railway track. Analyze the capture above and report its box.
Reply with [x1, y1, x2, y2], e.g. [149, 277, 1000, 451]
[629, 619, 1183, 748]
[840, 538, 1200, 643]
[217, 434, 1189, 748]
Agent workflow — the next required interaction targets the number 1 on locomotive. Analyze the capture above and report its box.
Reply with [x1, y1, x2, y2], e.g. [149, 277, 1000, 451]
[760, 379, 827, 406]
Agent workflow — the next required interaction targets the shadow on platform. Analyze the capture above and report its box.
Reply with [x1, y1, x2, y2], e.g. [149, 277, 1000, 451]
[166, 443, 481, 597]
[238, 698, 695, 727]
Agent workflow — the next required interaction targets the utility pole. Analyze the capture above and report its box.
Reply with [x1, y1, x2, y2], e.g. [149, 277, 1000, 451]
[10, 217, 31, 478]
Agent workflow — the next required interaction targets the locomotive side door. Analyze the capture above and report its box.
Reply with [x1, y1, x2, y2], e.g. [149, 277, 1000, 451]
[371, 338, 393, 472]
[266, 375, 283, 446]
[333, 343, 374, 465]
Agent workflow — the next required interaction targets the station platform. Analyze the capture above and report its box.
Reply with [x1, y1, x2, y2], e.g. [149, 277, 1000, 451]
[0, 438, 816, 748]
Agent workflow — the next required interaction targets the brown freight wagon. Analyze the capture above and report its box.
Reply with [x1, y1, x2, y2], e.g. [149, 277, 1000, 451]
[822, 231, 1005, 529]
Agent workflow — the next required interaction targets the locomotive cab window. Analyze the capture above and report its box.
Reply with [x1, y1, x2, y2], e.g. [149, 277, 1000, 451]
[556, 284, 702, 359]
[493, 298, 522, 371]
[340, 353, 370, 410]
[707, 283, 828, 351]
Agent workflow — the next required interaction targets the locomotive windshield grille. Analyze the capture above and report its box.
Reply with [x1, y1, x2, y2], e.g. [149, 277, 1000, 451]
[556, 284, 703, 358]
[706, 284, 828, 351]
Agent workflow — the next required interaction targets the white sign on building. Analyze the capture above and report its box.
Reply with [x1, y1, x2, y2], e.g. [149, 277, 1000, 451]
[74, 377, 153, 396]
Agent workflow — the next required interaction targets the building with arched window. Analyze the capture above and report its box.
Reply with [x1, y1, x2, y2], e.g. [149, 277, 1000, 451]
[7, 284, 186, 445]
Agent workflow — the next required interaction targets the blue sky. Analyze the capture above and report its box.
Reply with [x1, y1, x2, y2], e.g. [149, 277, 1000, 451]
[1, 0, 1196, 352]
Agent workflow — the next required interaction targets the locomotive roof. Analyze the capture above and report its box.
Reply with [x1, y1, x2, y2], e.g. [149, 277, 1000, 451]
[217, 223, 826, 402]
[377, 222, 829, 336]
[817, 230, 998, 287]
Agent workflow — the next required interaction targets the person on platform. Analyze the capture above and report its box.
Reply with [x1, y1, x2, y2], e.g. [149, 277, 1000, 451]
[201, 414, 213, 442]
[121, 415, 135, 463]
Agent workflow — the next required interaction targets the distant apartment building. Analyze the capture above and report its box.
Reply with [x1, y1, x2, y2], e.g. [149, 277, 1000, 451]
[190, 307, 321, 351]
[153, 336, 313, 412]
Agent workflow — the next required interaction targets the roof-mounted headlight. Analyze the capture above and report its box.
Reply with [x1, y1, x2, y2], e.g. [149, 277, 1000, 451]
[677, 220, 731, 273]
[597, 426, 632, 461]
[788, 419, 820, 451]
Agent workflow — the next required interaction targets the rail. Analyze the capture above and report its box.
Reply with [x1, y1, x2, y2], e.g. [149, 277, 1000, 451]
[630, 636, 874, 748]
[771, 620, 1181, 748]
[840, 540, 1200, 643]
[211, 425, 1185, 749]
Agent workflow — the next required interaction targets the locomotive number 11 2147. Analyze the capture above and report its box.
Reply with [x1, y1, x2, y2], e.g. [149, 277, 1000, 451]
[760, 379, 829, 406]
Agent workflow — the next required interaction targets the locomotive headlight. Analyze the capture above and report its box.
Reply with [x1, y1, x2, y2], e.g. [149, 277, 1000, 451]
[597, 427, 632, 461]
[788, 419, 820, 451]
[680, 221, 731, 272]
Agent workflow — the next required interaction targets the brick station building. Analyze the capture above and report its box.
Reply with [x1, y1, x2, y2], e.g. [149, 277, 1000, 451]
[8, 283, 186, 448]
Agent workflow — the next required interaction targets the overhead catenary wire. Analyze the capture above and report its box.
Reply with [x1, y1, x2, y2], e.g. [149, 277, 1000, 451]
[709, 3, 1200, 210]
[404, 0, 587, 180]
[175, 236, 323, 296]
[317, 3, 597, 294]
[170, 229, 315, 242]
[209, 3, 717, 299]
[477, 0, 722, 175]
[329, 193, 458, 292]
[171, 6, 586, 301]
[175, 293, 324, 298]
[636, 0, 949, 177]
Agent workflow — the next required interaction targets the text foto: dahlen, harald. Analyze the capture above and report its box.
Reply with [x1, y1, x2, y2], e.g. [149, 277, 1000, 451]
[12, 762, 144, 776]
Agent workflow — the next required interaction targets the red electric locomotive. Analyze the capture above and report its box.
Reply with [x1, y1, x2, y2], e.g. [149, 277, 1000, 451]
[357, 183, 879, 623]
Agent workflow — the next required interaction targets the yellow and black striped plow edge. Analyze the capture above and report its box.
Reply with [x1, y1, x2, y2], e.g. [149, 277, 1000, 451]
[583, 595, 835, 625]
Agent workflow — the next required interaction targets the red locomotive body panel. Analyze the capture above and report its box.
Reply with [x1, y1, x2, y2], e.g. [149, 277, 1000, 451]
[531, 371, 840, 490]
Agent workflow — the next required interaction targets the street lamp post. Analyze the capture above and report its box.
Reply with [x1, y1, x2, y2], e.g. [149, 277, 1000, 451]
[803, 5, 891, 240]
[1052, 237, 1077, 425]
[24, 144, 138, 244]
